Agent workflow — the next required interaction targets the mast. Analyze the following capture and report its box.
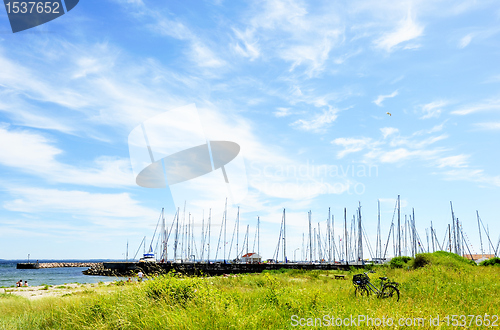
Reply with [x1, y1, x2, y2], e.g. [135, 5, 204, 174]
[332, 213, 335, 263]
[477, 210, 484, 257]
[397, 195, 401, 257]
[448, 224, 451, 252]
[412, 209, 417, 257]
[344, 208, 348, 265]
[225, 199, 228, 261]
[208, 209, 211, 263]
[162, 208, 166, 261]
[450, 202, 457, 255]
[246, 224, 249, 256]
[236, 207, 240, 260]
[201, 210, 205, 261]
[431, 221, 435, 252]
[283, 208, 286, 263]
[327, 207, 331, 263]
[313, 227, 317, 262]
[309, 211, 313, 262]
[188, 213, 191, 260]
[376, 200, 381, 260]
[257, 216, 260, 258]
[357, 202, 363, 263]
[318, 223, 322, 262]
[174, 207, 179, 261]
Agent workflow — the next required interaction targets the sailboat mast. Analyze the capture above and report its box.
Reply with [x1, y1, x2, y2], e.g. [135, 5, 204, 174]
[283, 208, 286, 263]
[208, 209, 211, 262]
[236, 207, 239, 260]
[309, 211, 313, 262]
[344, 208, 347, 265]
[224, 198, 227, 262]
[477, 210, 484, 257]
[397, 195, 401, 257]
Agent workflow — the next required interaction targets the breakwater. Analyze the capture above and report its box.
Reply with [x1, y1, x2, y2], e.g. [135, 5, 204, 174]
[17, 262, 102, 269]
[83, 262, 363, 277]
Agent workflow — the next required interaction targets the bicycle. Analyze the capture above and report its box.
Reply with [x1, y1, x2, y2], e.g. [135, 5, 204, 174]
[352, 271, 400, 301]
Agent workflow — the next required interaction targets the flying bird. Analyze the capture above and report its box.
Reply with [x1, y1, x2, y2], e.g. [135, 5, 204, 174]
[386, 112, 392, 116]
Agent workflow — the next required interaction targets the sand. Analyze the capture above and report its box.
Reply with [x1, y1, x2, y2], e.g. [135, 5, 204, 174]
[1, 281, 121, 300]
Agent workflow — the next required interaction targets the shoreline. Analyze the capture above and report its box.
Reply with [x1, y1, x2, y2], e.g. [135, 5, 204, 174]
[1, 280, 129, 300]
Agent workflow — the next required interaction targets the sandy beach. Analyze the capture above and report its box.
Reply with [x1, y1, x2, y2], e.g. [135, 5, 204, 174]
[1, 281, 119, 300]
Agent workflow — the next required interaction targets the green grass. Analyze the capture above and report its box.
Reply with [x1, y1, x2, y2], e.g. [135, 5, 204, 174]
[1, 252, 499, 329]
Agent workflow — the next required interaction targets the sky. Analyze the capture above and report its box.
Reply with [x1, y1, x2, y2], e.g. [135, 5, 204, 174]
[1, 0, 499, 261]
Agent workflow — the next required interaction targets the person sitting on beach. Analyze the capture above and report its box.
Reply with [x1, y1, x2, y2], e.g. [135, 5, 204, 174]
[137, 271, 144, 282]
[16, 280, 22, 287]
[24, 281, 28, 287]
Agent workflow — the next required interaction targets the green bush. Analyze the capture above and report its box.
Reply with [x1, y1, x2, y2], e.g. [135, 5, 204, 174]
[390, 256, 412, 268]
[480, 257, 500, 266]
[412, 254, 431, 269]
[144, 274, 200, 304]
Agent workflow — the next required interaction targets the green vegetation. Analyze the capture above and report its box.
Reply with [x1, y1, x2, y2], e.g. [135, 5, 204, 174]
[389, 256, 412, 268]
[1, 252, 499, 329]
[480, 257, 500, 266]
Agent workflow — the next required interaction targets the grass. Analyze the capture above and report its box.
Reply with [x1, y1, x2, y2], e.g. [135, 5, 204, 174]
[0, 252, 499, 329]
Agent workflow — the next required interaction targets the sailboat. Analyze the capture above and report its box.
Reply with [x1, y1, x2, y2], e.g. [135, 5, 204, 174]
[140, 247, 156, 263]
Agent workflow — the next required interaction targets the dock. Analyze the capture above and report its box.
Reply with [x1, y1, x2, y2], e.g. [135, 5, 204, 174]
[16, 262, 103, 269]
[83, 261, 365, 277]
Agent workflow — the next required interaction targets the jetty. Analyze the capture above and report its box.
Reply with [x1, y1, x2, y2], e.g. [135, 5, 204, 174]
[83, 261, 364, 277]
[16, 262, 102, 269]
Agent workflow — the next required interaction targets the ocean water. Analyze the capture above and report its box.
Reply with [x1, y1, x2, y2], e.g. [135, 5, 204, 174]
[0, 260, 122, 288]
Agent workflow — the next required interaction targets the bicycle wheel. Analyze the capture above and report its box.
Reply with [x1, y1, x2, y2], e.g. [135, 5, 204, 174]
[381, 285, 399, 301]
[355, 286, 370, 297]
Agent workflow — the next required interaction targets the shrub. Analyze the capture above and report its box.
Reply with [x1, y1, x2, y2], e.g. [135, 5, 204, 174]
[479, 257, 500, 266]
[412, 254, 431, 269]
[390, 256, 412, 268]
[144, 275, 199, 304]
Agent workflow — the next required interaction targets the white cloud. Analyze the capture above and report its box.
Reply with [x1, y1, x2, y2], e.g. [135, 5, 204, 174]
[0, 125, 134, 187]
[274, 107, 292, 117]
[291, 107, 338, 132]
[3, 187, 158, 228]
[442, 169, 500, 188]
[474, 122, 500, 130]
[437, 154, 469, 168]
[331, 137, 378, 158]
[419, 100, 448, 119]
[373, 90, 398, 107]
[140, 10, 226, 69]
[458, 33, 473, 48]
[189, 41, 226, 68]
[333, 125, 448, 164]
[451, 99, 500, 115]
[233, 0, 344, 76]
[380, 127, 399, 139]
[232, 28, 260, 60]
[374, 12, 424, 52]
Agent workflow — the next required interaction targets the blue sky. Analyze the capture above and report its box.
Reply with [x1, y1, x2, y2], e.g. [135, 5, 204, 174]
[1, 0, 499, 260]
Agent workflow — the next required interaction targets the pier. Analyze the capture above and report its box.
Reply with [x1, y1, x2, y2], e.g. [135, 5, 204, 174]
[16, 262, 102, 269]
[83, 261, 365, 277]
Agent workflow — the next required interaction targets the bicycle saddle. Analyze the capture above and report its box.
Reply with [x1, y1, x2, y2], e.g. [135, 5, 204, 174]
[379, 277, 387, 280]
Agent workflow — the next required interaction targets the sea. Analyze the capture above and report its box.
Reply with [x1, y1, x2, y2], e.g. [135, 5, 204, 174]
[0, 260, 124, 288]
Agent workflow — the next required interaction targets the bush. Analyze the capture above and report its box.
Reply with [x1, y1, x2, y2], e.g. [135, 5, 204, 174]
[479, 257, 500, 266]
[412, 254, 431, 269]
[390, 256, 412, 268]
[143, 275, 200, 304]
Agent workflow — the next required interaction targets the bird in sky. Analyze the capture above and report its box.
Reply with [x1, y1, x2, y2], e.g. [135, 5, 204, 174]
[386, 112, 392, 116]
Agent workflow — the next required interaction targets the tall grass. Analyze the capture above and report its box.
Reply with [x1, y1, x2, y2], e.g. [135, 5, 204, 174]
[1, 252, 499, 329]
